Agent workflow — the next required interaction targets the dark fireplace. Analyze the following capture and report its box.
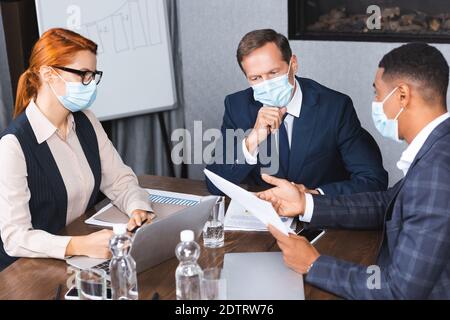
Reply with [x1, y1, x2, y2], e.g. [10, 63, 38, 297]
[288, 0, 450, 43]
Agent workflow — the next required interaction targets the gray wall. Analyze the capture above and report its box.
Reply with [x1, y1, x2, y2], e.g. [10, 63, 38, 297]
[0, 6, 13, 132]
[178, 0, 450, 186]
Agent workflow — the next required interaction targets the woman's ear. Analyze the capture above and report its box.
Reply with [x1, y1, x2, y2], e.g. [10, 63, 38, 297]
[39, 66, 56, 84]
[398, 83, 411, 108]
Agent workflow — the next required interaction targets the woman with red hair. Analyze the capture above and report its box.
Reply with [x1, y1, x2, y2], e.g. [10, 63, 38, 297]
[0, 28, 154, 270]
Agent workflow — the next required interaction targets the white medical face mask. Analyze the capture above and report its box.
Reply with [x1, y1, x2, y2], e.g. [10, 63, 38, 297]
[372, 87, 404, 143]
[49, 68, 97, 113]
[251, 60, 294, 107]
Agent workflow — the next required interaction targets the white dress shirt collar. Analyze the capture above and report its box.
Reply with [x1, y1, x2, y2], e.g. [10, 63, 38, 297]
[285, 79, 302, 118]
[26, 100, 76, 144]
[397, 112, 450, 176]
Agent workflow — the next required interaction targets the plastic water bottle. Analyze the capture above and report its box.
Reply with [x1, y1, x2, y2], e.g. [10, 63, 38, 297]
[175, 230, 203, 300]
[109, 224, 138, 300]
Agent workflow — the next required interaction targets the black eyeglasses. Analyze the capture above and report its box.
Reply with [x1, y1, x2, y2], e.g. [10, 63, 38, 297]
[52, 66, 103, 85]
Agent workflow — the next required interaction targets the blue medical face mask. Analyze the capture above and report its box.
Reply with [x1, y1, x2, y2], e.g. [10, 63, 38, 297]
[372, 87, 404, 143]
[251, 61, 294, 107]
[49, 68, 97, 112]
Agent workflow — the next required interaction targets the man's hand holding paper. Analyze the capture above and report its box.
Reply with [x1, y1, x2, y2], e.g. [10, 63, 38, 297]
[256, 174, 306, 217]
[204, 169, 293, 236]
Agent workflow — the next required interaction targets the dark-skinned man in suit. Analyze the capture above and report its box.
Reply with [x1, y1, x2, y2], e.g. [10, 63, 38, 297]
[258, 43, 450, 299]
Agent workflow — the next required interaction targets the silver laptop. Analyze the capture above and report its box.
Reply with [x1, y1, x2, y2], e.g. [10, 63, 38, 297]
[66, 196, 218, 275]
[223, 252, 305, 300]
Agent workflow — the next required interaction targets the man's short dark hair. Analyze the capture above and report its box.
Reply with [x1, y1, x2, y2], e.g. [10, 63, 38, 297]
[379, 43, 449, 106]
[236, 29, 292, 73]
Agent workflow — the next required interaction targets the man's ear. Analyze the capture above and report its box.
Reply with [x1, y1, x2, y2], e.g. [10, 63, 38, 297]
[291, 55, 299, 75]
[398, 83, 411, 109]
[39, 66, 56, 84]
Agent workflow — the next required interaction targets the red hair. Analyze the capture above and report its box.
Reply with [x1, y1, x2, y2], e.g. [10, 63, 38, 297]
[14, 28, 97, 118]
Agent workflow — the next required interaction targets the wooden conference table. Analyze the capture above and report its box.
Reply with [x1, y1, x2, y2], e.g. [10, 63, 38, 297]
[0, 176, 382, 300]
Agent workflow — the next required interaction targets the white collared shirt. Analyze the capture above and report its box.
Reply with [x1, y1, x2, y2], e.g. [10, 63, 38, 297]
[300, 112, 450, 223]
[397, 112, 450, 176]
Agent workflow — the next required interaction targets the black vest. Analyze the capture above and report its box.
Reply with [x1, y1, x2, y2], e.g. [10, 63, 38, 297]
[0, 111, 102, 271]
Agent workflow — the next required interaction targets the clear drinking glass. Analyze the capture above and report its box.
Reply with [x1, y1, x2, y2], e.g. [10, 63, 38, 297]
[76, 269, 107, 300]
[203, 197, 225, 248]
[201, 268, 227, 300]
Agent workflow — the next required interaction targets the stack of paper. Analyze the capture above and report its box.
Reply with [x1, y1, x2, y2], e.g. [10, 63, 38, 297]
[224, 200, 294, 232]
[204, 169, 294, 235]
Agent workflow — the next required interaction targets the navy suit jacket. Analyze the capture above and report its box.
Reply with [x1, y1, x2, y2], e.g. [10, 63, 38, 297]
[206, 77, 388, 196]
[306, 117, 450, 299]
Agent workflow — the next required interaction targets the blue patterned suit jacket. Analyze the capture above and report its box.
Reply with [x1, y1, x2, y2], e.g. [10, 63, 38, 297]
[306, 117, 450, 299]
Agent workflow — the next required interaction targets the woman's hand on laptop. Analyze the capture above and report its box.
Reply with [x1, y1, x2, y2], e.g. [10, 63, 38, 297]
[65, 229, 114, 259]
[127, 209, 156, 232]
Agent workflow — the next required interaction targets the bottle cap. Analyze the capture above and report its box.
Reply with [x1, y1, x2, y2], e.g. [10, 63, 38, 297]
[180, 230, 194, 242]
[113, 224, 127, 235]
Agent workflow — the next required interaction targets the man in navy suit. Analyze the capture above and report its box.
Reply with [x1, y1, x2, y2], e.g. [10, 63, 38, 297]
[205, 29, 387, 196]
[258, 43, 450, 299]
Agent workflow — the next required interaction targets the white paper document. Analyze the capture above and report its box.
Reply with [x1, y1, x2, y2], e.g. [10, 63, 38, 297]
[225, 200, 294, 232]
[204, 169, 293, 236]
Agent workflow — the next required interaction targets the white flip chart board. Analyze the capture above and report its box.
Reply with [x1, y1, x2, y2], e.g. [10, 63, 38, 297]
[35, 0, 177, 120]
